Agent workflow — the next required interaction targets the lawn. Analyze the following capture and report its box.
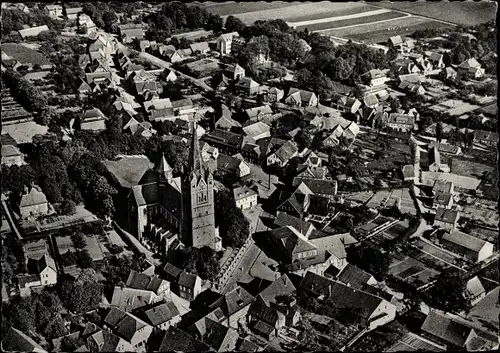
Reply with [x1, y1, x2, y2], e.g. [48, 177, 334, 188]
[376, 1, 497, 26]
[324, 17, 452, 44]
[286, 4, 375, 23]
[295, 11, 407, 32]
[450, 157, 494, 179]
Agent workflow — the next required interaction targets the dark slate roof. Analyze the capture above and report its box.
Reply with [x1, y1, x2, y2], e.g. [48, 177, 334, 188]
[336, 264, 374, 289]
[203, 128, 244, 149]
[1, 327, 46, 353]
[163, 262, 182, 279]
[115, 313, 147, 342]
[104, 307, 127, 329]
[421, 311, 472, 348]
[274, 212, 314, 236]
[192, 317, 232, 351]
[135, 301, 180, 326]
[258, 274, 296, 306]
[158, 327, 211, 352]
[293, 178, 337, 196]
[435, 208, 459, 224]
[178, 272, 198, 289]
[210, 286, 255, 317]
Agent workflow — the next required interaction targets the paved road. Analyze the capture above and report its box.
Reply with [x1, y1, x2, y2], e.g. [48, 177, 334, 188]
[222, 242, 261, 294]
[113, 222, 160, 267]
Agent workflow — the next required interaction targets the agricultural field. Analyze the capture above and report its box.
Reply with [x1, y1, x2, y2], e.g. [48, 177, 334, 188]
[294, 11, 407, 32]
[194, 1, 294, 16]
[323, 16, 453, 44]
[376, 1, 497, 26]
[285, 4, 375, 22]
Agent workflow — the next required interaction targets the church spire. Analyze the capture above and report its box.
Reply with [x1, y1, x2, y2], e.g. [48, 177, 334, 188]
[188, 121, 204, 178]
[157, 153, 173, 183]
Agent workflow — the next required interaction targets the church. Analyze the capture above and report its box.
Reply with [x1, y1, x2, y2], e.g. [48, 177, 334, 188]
[127, 124, 222, 252]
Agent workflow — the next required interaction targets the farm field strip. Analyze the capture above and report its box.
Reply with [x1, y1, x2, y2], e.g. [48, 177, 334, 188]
[303, 11, 409, 33]
[194, 1, 292, 16]
[286, 5, 379, 24]
[322, 16, 452, 44]
[285, 4, 377, 23]
[221, 2, 370, 25]
[290, 9, 396, 28]
[372, 1, 497, 26]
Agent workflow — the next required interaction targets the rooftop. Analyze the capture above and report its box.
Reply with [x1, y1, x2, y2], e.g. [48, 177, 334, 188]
[102, 155, 153, 189]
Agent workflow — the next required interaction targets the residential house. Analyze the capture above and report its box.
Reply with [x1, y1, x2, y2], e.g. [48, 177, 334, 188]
[399, 81, 426, 95]
[363, 93, 380, 109]
[158, 46, 184, 63]
[233, 185, 258, 210]
[225, 63, 246, 81]
[162, 68, 177, 82]
[432, 192, 454, 210]
[215, 116, 242, 131]
[457, 58, 484, 78]
[300, 272, 396, 330]
[103, 308, 153, 353]
[203, 129, 244, 155]
[421, 311, 495, 351]
[79, 14, 97, 33]
[401, 165, 415, 182]
[266, 87, 285, 103]
[246, 105, 273, 122]
[209, 285, 255, 329]
[18, 253, 57, 297]
[123, 118, 156, 139]
[443, 67, 458, 80]
[2, 327, 47, 353]
[441, 230, 494, 263]
[274, 212, 316, 237]
[88, 35, 117, 59]
[126, 270, 170, 300]
[334, 264, 378, 289]
[428, 147, 450, 173]
[84, 325, 133, 352]
[75, 108, 107, 131]
[157, 327, 211, 352]
[387, 113, 416, 133]
[266, 140, 298, 168]
[285, 88, 318, 107]
[19, 184, 48, 219]
[162, 263, 202, 301]
[139, 40, 157, 52]
[190, 42, 210, 55]
[121, 28, 145, 44]
[473, 130, 498, 146]
[243, 122, 271, 141]
[292, 178, 338, 201]
[428, 141, 461, 155]
[44, 5, 63, 18]
[85, 60, 112, 84]
[217, 153, 250, 179]
[334, 97, 362, 114]
[466, 276, 486, 306]
[427, 52, 445, 69]
[133, 301, 181, 330]
[188, 317, 239, 352]
[388, 35, 415, 53]
[216, 32, 243, 55]
[1, 3, 30, 13]
[361, 69, 389, 87]
[434, 208, 459, 230]
[172, 98, 196, 117]
[65, 7, 83, 20]
[235, 77, 260, 96]
[18, 25, 50, 39]
[2, 144, 24, 167]
[111, 286, 161, 312]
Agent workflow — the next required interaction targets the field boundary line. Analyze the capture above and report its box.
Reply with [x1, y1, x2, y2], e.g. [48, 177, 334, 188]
[287, 8, 392, 28]
[314, 13, 411, 33]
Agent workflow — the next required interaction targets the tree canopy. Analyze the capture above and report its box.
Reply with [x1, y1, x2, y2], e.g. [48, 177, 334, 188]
[425, 269, 471, 314]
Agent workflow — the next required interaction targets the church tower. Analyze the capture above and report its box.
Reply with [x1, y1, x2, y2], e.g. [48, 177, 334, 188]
[181, 123, 217, 250]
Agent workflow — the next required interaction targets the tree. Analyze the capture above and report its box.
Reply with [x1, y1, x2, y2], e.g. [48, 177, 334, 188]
[42, 315, 68, 339]
[58, 278, 102, 314]
[436, 121, 443, 142]
[71, 232, 86, 249]
[206, 13, 223, 32]
[102, 11, 117, 30]
[346, 244, 391, 281]
[214, 189, 250, 249]
[61, 336, 84, 352]
[176, 246, 220, 281]
[60, 200, 77, 216]
[225, 15, 246, 34]
[425, 269, 471, 313]
[76, 250, 93, 269]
